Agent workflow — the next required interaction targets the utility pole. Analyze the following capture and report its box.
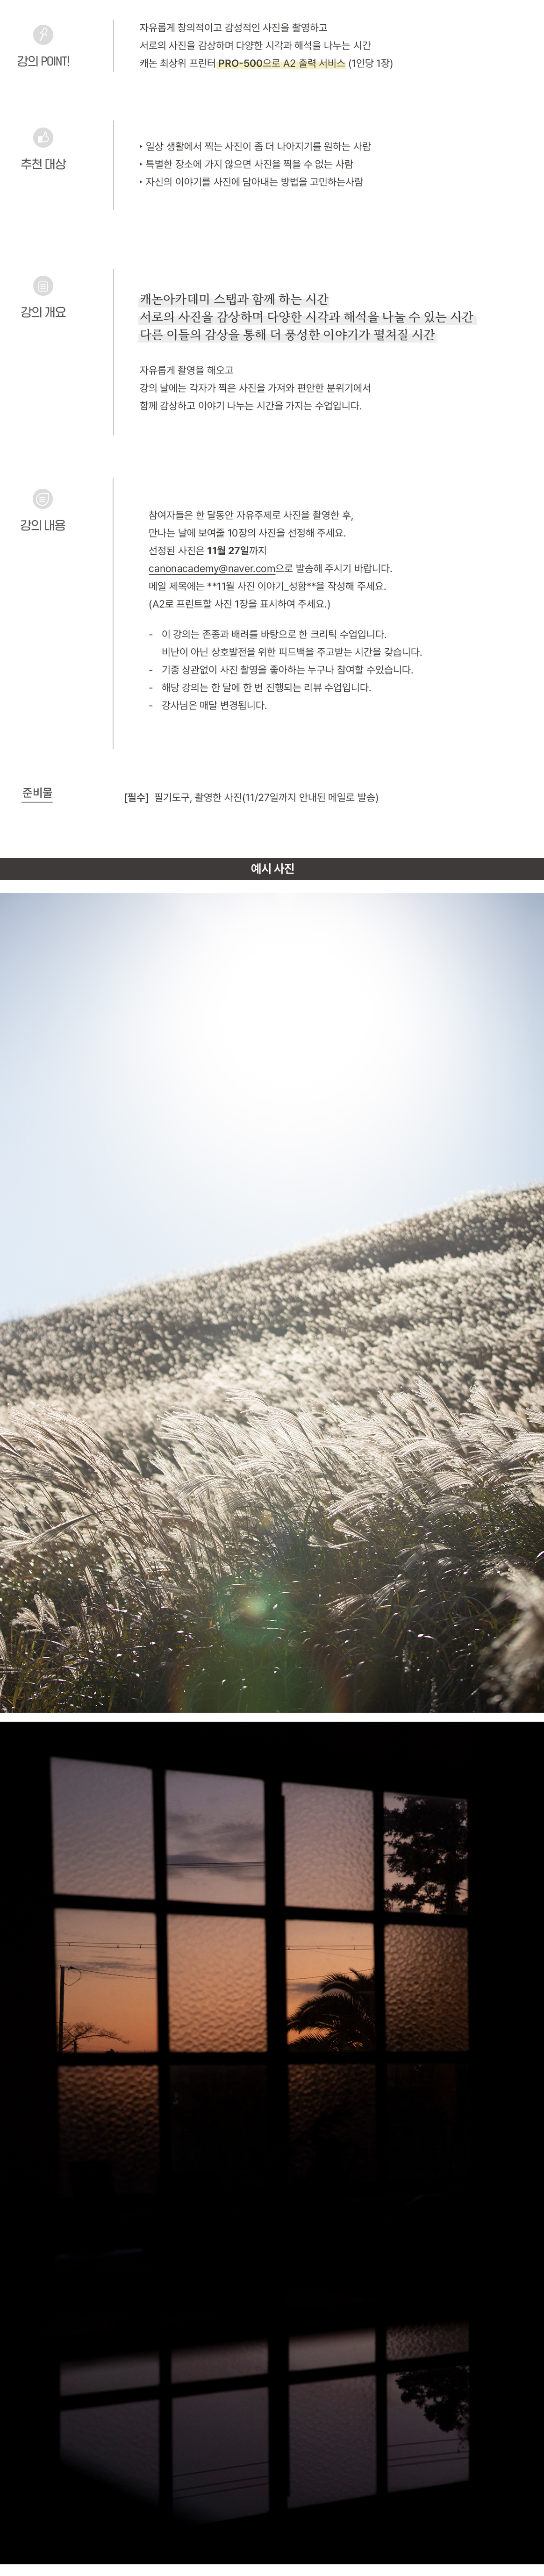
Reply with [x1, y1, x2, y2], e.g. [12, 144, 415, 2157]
[58, 1963, 64, 2058]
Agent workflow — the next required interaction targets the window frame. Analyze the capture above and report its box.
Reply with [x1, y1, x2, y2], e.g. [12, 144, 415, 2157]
[52, 1746, 468, 2523]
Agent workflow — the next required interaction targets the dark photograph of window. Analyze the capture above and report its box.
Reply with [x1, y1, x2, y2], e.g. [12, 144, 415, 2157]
[6, 1717, 520, 2565]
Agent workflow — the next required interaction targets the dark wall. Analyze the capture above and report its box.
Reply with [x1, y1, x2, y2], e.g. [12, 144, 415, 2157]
[3, 1718, 534, 2565]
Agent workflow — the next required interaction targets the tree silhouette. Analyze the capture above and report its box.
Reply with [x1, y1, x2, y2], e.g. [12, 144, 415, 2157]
[287, 1968, 376, 2054]
[396, 2361, 469, 2444]
[383, 1795, 468, 1913]
[57, 1962, 129, 2052]
[58, 2018, 130, 2050]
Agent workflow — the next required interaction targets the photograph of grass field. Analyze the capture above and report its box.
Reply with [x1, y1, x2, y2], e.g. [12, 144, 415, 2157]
[1, 1182, 543, 1710]
[2, 884, 543, 1711]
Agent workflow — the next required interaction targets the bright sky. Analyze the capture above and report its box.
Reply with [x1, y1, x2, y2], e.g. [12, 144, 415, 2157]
[1, 884, 542, 1320]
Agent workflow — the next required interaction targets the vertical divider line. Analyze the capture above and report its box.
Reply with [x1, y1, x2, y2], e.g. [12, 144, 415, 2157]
[113, 271, 115, 436]
[373, 1784, 387, 2502]
[153, 1766, 172, 2524]
[264, 1774, 289, 2521]
[112, 479, 114, 750]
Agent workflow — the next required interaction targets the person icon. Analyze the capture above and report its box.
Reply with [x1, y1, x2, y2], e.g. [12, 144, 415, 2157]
[33, 487, 53, 507]
[33, 276, 54, 297]
[33, 127, 53, 148]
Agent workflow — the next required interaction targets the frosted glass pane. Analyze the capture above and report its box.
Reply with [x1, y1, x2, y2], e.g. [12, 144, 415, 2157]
[54, 1911, 157, 2054]
[172, 2388, 268, 2520]
[57, 2066, 159, 2195]
[387, 2325, 469, 2361]
[60, 2399, 159, 2500]
[171, 2061, 267, 2176]
[385, 1926, 468, 2050]
[288, 2375, 376, 2507]
[51, 1758, 154, 1896]
[288, 2066, 375, 2189]
[290, 2331, 375, 2370]
[166, 1770, 265, 1903]
[387, 2060, 469, 2186]
[387, 2363, 469, 2491]
[383, 1794, 468, 1915]
[61, 2357, 159, 2396]
[284, 1782, 373, 1909]
[168, 1916, 266, 2051]
[286, 1921, 374, 2050]
[173, 2345, 267, 2384]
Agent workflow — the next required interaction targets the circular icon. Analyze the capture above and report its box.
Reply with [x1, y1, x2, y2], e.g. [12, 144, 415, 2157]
[33, 487, 53, 507]
[34, 24, 54, 40]
[33, 126, 53, 147]
[33, 274, 53, 296]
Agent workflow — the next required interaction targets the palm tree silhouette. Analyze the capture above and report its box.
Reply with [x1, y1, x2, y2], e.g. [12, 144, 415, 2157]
[287, 1967, 376, 2054]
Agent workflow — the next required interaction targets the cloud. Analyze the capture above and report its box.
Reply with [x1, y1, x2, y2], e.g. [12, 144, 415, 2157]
[166, 1812, 265, 1879]
[58, 1955, 155, 1978]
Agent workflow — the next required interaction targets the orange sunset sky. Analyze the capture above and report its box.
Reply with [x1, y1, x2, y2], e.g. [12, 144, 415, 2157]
[55, 1914, 377, 2053]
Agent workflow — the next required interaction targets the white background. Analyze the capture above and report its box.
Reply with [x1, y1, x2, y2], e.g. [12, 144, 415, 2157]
[1, 1, 543, 862]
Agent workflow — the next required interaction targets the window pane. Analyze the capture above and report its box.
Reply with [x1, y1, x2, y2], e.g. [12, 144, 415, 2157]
[288, 2375, 376, 2507]
[172, 2388, 268, 2520]
[51, 1758, 154, 1897]
[60, 2398, 159, 2500]
[387, 2060, 469, 2188]
[383, 1794, 468, 1915]
[286, 1922, 374, 2052]
[171, 2062, 268, 2178]
[168, 1917, 266, 2051]
[57, 2066, 159, 2195]
[386, 2324, 469, 2361]
[387, 2362, 469, 2491]
[288, 2065, 375, 2190]
[61, 2357, 159, 2395]
[283, 1782, 373, 1910]
[385, 1927, 468, 2051]
[290, 2331, 375, 2369]
[166, 1770, 265, 1904]
[54, 1911, 157, 2054]
[172, 2345, 267, 2385]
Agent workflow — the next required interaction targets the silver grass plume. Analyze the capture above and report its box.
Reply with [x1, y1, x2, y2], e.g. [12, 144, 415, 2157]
[160, 1380, 544, 1536]
[0, 1625, 12, 1706]
[1, 1382, 544, 1566]
[480, 1566, 544, 1708]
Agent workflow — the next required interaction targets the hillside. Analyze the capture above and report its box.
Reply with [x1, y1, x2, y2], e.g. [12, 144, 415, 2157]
[0, 1184, 543, 1469]
[1, 1184, 543, 1711]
